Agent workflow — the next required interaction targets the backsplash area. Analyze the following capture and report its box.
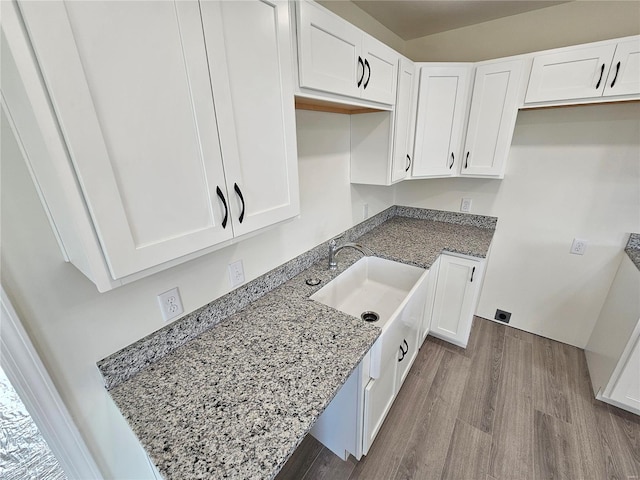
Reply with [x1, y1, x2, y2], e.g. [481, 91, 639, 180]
[97, 206, 497, 390]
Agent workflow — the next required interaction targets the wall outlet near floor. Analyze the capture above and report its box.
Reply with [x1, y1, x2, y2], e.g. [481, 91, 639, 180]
[362, 203, 369, 220]
[495, 309, 512, 323]
[157, 287, 184, 322]
[460, 197, 472, 213]
[228, 260, 245, 287]
[570, 238, 588, 255]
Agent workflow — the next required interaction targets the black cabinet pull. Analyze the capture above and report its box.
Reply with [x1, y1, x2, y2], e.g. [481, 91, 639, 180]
[449, 152, 455, 169]
[398, 339, 408, 362]
[405, 154, 411, 172]
[464, 151, 469, 169]
[357, 56, 365, 87]
[595, 63, 605, 89]
[216, 186, 228, 229]
[610, 61, 621, 88]
[470, 266, 476, 282]
[233, 183, 245, 224]
[363, 59, 371, 89]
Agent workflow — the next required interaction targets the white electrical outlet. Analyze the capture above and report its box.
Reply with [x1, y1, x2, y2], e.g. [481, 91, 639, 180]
[460, 197, 472, 213]
[362, 203, 369, 220]
[228, 260, 245, 287]
[157, 287, 184, 322]
[570, 238, 588, 255]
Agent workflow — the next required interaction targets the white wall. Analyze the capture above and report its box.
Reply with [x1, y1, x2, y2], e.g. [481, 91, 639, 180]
[404, 1, 640, 62]
[396, 102, 640, 347]
[318, 0, 405, 53]
[0, 109, 394, 478]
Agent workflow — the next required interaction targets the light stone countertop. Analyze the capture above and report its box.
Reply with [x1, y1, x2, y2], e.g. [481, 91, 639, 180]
[625, 233, 640, 270]
[105, 210, 496, 480]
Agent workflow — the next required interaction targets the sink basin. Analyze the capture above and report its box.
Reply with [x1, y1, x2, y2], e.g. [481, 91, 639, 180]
[310, 257, 425, 329]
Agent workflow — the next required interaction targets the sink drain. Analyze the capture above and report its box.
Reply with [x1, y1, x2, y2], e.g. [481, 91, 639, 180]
[361, 311, 379, 322]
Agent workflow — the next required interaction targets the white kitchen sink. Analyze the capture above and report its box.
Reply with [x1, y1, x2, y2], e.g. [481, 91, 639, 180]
[310, 256, 424, 330]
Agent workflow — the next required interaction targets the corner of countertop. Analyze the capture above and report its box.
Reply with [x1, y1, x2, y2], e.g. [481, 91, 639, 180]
[395, 206, 498, 230]
[624, 233, 640, 270]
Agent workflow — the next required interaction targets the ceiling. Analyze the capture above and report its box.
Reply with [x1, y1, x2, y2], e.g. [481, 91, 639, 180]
[350, 0, 571, 40]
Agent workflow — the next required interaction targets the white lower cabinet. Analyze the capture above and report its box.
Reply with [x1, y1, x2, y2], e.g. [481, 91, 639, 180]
[586, 253, 640, 415]
[312, 267, 430, 459]
[428, 254, 485, 348]
[11, 0, 299, 291]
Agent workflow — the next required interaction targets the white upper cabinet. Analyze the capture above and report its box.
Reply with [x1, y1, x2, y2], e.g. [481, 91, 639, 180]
[360, 35, 399, 105]
[391, 59, 416, 183]
[350, 57, 414, 186]
[525, 36, 640, 104]
[412, 59, 522, 179]
[460, 59, 524, 178]
[603, 39, 640, 97]
[412, 64, 472, 178]
[20, 1, 231, 280]
[296, 0, 398, 106]
[296, 0, 362, 99]
[201, 0, 299, 238]
[15, 0, 298, 291]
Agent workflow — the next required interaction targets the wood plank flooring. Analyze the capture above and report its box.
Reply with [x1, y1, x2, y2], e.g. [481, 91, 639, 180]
[275, 317, 640, 480]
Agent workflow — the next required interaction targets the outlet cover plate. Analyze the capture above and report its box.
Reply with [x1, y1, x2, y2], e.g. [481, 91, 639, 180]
[228, 260, 245, 287]
[157, 287, 184, 322]
[460, 197, 472, 213]
[570, 238, 588, 255]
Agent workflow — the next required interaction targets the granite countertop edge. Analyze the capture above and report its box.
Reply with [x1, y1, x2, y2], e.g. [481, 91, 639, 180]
[625, 233, 640, 271]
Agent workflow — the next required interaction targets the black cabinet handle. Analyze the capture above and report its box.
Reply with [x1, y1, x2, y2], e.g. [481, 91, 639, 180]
[216, 186, 228, 229]
[357, 56, 365, 87]
[398, 339, 408, 362]
[464, 151, 469, 169]
[449, 152, 455, 169]
[610, 61, 621, 88]
[470, 266, 476, 282]
[363, 59, 371, 89]
[233, 183, 245, 224]
[595, 63, 605, 89]
[405, 154, 411, 172]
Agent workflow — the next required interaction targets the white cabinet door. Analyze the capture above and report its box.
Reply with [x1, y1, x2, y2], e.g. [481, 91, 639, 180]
[525, 44, 616, 103]
[390, 59, 415, 183]
[608, 332, 640, 414]
[412, 65, 472, 178]
[603, 39, 640, 97]
[296, 1, 362, 99]
[201, 0, 300, 237]
[20, 1, 232, 280]
[395, 269, 430, 389]
[460, 59, 524, 178]
[361, 35, 398, 105]
[363, 359, 396, 455]
[429, 255, 484, 348]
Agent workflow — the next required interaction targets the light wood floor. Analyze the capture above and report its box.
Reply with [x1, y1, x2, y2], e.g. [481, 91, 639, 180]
[276, 317, 640, 480]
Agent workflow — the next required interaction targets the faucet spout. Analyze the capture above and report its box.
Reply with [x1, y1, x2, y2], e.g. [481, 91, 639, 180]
[328, 239, 374, 270]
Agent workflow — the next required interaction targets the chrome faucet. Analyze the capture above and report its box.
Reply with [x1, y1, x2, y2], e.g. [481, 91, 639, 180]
[328, 235, 374, 270]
